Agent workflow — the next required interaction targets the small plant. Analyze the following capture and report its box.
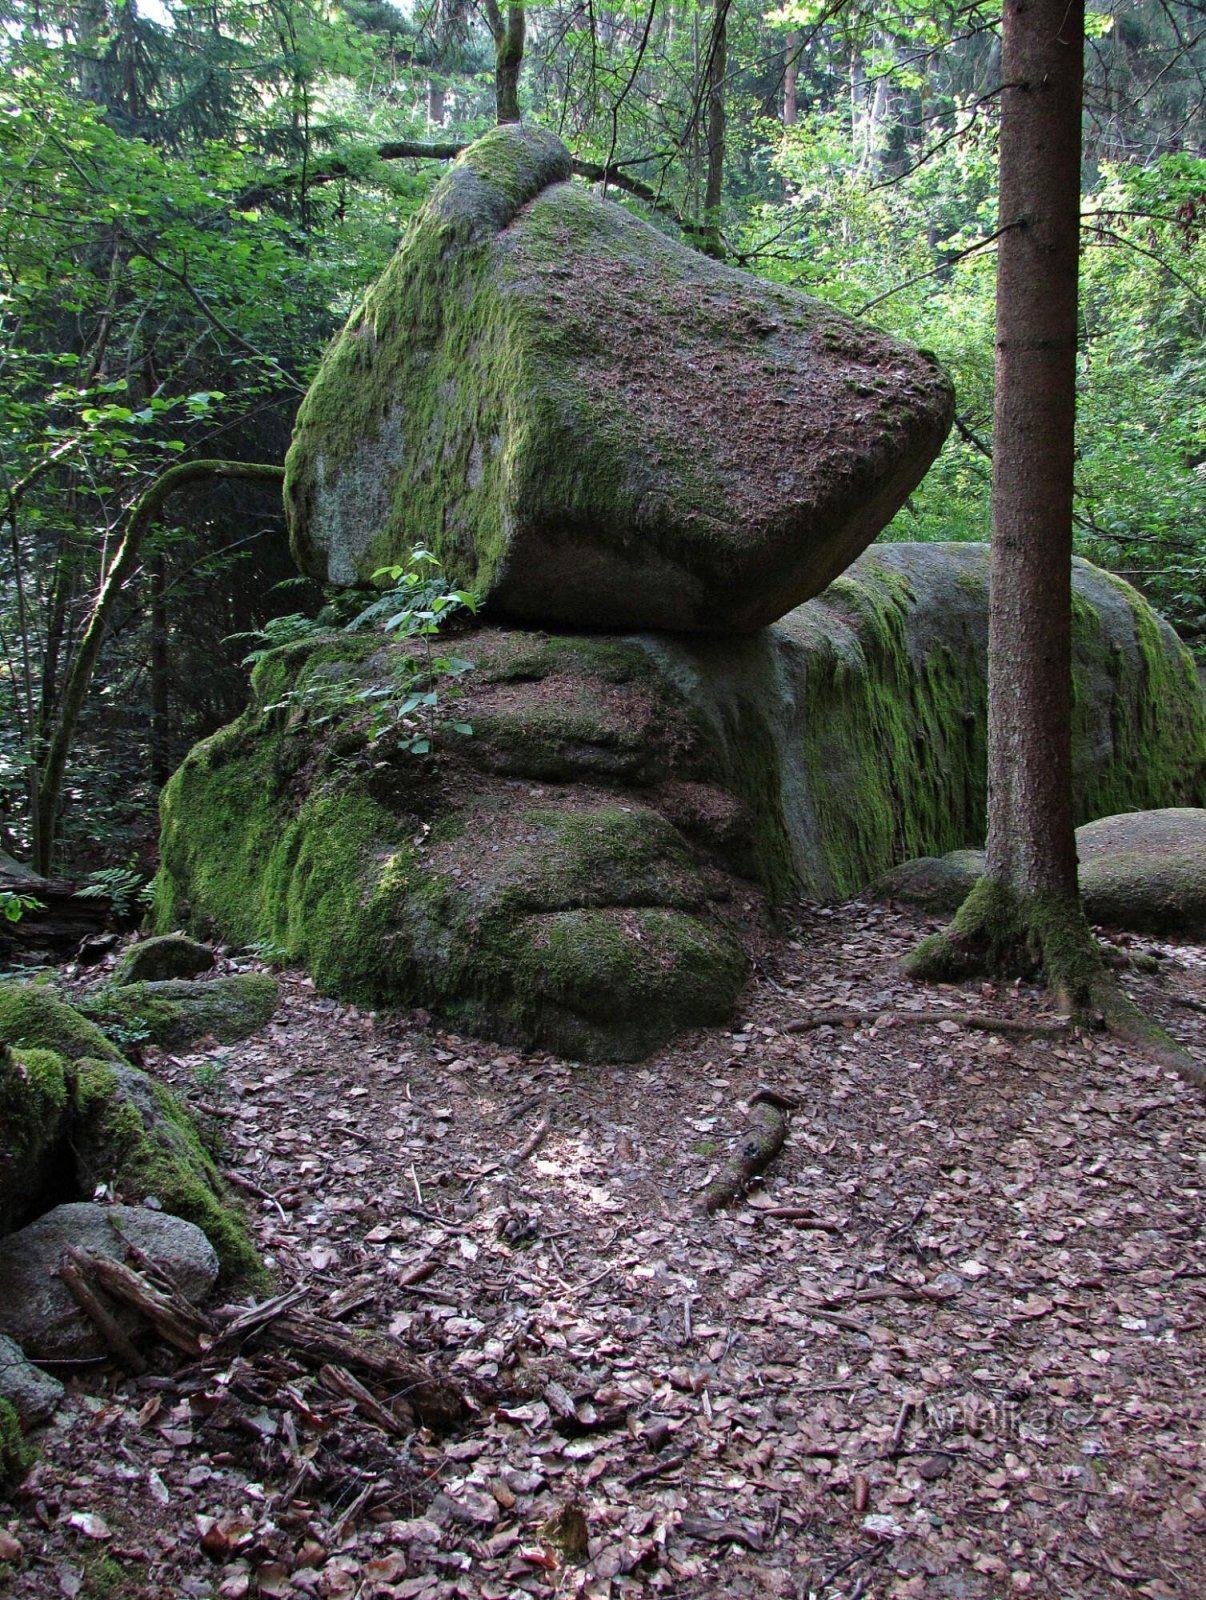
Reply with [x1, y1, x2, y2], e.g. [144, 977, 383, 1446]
[77, 865, 153, 920]
[0, 890, 43, 923]
[349, 549, 479, 754]
[229, 612, 325, 666]
[245, 936, 291, 967]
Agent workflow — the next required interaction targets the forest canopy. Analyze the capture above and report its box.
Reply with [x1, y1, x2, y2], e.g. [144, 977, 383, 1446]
[0, 0, 1202, 872]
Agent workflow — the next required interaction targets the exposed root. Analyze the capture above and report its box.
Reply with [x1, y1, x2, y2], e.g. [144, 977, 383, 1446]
[902, 876, 1203, 1085]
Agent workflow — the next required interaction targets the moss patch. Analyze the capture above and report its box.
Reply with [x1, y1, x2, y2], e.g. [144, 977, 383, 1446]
[0, 1045, 70, 1232]
[72, 1059, 262, 1285]
[0, 1397, 32, 1496]
[0, 982, 122, 1062]
[81, 974, 279, 1049]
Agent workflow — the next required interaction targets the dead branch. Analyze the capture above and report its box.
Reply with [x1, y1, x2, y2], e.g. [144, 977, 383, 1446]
[69, 1249, 214, 1355]
[58, 1250, 147, 1373]
[784, 1008, 1073, 1038]
[697, 1100, 789, 1214]
[261, 1311, 467, 1431]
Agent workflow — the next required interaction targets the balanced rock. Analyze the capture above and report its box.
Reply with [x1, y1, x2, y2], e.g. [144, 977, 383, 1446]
[285, 125, 954, 632]
[0, 1203, 218, 1363]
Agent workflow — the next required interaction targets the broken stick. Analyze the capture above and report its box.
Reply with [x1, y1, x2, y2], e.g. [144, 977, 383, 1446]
[697, 1100, 788, 1215]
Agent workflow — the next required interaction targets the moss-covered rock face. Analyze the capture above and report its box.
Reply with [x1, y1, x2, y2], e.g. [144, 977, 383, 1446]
[285, 125, 954, 633]
[72, 1060, 262, 1283]
[155, 543, 1204, 1058]
[0, 1046, 70, 1233]
[80, 973, 279, 1049]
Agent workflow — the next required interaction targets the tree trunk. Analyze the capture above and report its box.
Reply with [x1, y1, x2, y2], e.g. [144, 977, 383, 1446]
[427, 81, 445, 126]
[482, 0, 525, 124]
[701, 0, 728, 256]
[784, 31, 799, 128]
[904, 0, 1099, 1007]
[34, 461, 284, 874]
[149, 551, 171, 791]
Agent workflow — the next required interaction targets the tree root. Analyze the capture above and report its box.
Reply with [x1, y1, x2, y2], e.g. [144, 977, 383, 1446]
[902, 876, 1204, 1086]
[784, 1008, 1071, 1039]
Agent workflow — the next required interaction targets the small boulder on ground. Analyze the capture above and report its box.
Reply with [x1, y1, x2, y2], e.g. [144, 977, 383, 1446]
[0, 1203, 219, 1363]
[81, 971, 279, 1049]
[0, 1334, 64, 1425]
[113, 934, 215, 985]
[286, 124, 954, 632]
[873, 809, 1206, 937]
[1076, 807, 1206, 936]
[72, 1058, 261, 1282]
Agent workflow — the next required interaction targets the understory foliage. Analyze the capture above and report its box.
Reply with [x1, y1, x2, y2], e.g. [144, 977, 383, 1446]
[0, 0, 1201, 869]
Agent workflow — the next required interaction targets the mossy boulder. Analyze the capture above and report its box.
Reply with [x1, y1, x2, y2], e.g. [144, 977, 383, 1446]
[0, 1396, 32, 1496]
[72, 1059, 261, 1282]
[0, 1046, 70, 1234]
[113, 934, 215, 985]
[285, 125, 954, 632]
[0, 981, 122, 1063]
[155, 544, 1203, 1059]
[80, 973, 279, 1049]
[0, 982, 261, 1282]
[1077, 808, 1206, 936]
[874, 810, 1206, 938]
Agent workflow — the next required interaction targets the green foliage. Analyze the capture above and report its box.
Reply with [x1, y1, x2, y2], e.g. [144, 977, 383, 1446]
[0, 891, 43, 924]
[77, 866, 155, 922]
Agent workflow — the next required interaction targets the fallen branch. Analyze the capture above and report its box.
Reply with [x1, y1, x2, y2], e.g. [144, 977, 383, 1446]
[58, 1250, 147, 1373]
[697, 1100, 789, 1214]
[68, 1249, 214, 1355]
[784, 1007, 1072, 1038]
[319, 1363, 412, 1434]
[624, 1446, 694, 1489]
[262, 1311, 467, 1431]
[510, 1106, 552, 1164]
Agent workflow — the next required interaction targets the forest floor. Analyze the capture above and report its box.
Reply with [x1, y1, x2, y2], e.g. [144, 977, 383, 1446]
[2, 898, 1205, 1600]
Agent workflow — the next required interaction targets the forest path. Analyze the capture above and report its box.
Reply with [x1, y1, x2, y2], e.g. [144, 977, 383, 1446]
[5, 901, 1205, 1600]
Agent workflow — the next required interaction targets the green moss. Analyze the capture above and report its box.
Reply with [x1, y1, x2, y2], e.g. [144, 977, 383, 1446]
[72, 1060, 263, 1286]
[0, 1398, 32, 1496]
[1070, 572, 1206, 818]
[798, 560, 987, 896]
[0, 982, 122, 1062]
[82, 974, 279, 1048]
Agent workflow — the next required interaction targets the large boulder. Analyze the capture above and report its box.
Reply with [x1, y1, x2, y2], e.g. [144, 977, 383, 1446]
[154, 545, 1204, 1059]
[285, 126, 954, 632]
[0, 1203, 218, 1363]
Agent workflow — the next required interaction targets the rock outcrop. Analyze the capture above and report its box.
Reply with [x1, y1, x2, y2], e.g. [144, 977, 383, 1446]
[154, 544, 1204, 1059]
[285, 126, 953, 632]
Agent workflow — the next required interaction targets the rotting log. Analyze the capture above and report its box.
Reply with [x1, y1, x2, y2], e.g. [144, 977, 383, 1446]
[697, 1100, 789, 1214]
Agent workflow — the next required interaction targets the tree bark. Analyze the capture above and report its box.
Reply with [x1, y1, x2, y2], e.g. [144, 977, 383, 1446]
[701, 0, 729, 256]
[34, 460, 284, 873]
[784, 31, 799, 127]
[903, 0, 1098, 1006]
[481, 0, 525, 124]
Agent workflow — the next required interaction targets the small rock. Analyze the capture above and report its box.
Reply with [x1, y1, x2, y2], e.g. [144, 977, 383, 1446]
[113, 935, 215, 985]
[0, 1333, 64, 1424]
